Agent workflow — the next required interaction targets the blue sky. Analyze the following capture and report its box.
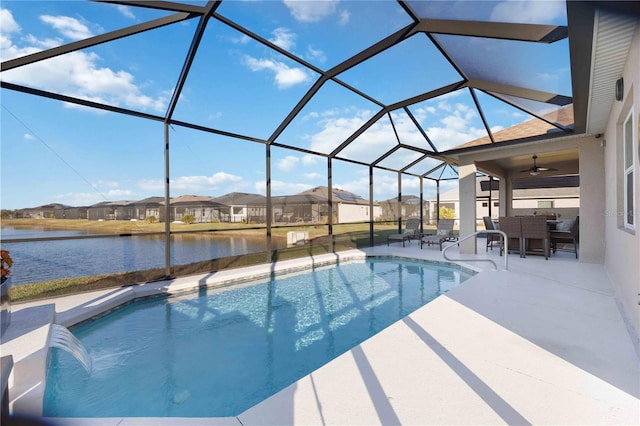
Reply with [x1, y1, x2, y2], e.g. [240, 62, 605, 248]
[0, 1, 570, 210]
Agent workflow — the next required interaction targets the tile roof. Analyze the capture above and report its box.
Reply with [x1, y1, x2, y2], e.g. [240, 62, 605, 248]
[451, 105, 574, 151]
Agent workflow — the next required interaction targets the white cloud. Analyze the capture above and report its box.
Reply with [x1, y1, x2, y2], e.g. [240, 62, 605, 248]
[0, 11, 168, 113]
[308, 111, 370, 153]
[23, 133, 35, 141]
[115, 5, 135, 19]
[138, 172, 242, 193]
[270, 27, 296, 51]
[490, 1, 565, 24]
[94, 180, 120, 189]
[0, 9, 20, 34]
[231, 34, 251, 44]
[303, 172, 323, 180]
[305, 99, 490, 164]
[172, 172, 242, 191]
[337, 9, 350, 26]
[2, 49, 168, 113]
[104, 189, 134, 199]
[276, 155, 300, 171]
[254, 179, 312, 196]
[306, 45, 326, 63]
[301, 154, 318, 166]
[54, 188, 135, 205]
[283, 0, 340, 23]
[40, 15, 94, 40]
[243, 55, 310, 89]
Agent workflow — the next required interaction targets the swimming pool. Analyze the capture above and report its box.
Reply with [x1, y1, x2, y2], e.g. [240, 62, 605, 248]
[44, 257, 474, 417]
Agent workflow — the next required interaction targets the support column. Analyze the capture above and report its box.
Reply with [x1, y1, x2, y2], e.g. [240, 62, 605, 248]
[327, 158, 333, 252]
[369, 165, 374, 247]
[436, 180, 441, 224]
[419, 177, 424, 235]
[397, 172, 402, 232]
[163, 122, 171, 278]
[458, 162, 478, 254]
[266, 144, 272, 263]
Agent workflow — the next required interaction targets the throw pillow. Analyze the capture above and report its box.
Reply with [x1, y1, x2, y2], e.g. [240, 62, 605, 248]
[557, 219, 574, 232]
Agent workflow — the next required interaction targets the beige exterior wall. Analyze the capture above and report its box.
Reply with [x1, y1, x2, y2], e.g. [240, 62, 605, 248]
[337, 203, 381, 224]
[603, 25, 640, 337]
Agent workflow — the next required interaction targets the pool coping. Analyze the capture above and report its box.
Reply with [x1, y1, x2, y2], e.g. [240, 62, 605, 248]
[4, 249, 475, 421]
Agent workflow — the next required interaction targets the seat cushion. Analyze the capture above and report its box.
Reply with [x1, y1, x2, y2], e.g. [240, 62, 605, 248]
[557, 219, 574, 232]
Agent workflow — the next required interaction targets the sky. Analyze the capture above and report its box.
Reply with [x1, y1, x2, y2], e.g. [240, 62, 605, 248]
[0, 0, 571, 210]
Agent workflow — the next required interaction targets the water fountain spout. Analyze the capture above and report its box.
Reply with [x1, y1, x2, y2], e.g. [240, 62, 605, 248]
[48, 324, 92, 373]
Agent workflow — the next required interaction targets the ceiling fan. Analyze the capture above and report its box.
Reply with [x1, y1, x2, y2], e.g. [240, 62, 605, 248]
[520, 155, 558, 176]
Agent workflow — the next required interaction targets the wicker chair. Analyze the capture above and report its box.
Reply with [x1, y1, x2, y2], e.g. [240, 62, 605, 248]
[420, 219, 455, 250]
[405, 217, 422, 241]
[521, 215, 551, 260]
[551, 216, 579, 258]
[482, 216, 502, 252]
[387, 217, 422, 246]
[498, 217, 523, 257]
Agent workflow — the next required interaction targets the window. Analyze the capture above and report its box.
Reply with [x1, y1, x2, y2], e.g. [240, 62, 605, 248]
[537, 200, 554, 209]
[623, 109, 635, 229]
[482, 202, 488, 207]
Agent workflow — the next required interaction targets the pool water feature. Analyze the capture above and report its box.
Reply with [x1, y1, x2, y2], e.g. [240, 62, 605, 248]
[48, 324, 92, 374]
[44, 257, 474, 417]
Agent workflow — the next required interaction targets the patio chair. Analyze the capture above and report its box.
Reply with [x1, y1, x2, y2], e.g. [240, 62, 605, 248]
[405, 217, 422, 240]
[387, 218, 421, 247]
[420, 219, 454, 250]
[482, 216, 502, 252]
[498, 216, 523, 257]
[521, 215, 550, 260]
[551, 216, 579, 258]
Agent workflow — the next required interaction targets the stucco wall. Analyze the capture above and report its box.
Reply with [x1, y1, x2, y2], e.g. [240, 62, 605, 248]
[603, 25, 640, 339]
[337, 203, 380, 224]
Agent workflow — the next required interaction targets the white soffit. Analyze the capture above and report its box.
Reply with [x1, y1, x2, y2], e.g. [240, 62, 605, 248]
[587, 11, 637, 134]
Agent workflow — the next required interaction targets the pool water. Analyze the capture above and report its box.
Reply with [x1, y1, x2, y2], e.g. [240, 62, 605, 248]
[44, 257, 474, 417]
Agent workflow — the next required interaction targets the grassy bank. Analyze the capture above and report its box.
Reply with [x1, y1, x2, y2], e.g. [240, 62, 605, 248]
[1, 218, 398, 239]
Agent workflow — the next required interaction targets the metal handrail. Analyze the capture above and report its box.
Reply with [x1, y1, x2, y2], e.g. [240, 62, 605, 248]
[442, 230, 508, 271]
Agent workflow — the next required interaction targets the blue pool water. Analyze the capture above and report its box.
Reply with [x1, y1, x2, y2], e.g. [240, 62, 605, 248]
[44, 257, 474, 417]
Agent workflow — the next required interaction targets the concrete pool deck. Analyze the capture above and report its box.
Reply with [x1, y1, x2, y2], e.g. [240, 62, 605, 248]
[2, 240, 639, 425]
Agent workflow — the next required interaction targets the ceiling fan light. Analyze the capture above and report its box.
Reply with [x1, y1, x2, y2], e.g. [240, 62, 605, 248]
[530, 170, 540, 176]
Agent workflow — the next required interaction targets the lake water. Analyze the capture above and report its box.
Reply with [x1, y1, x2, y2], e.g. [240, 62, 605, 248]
[1, 227, 283, 285]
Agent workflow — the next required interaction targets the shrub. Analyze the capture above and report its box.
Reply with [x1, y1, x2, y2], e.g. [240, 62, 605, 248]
[145, 216, 158, 223]
[182, 214, 196, 224]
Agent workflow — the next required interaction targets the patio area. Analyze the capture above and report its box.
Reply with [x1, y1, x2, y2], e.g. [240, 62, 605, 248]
[4, 238, 639, 425]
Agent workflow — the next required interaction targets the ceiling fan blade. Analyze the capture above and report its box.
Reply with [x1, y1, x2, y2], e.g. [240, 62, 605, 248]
[519, 155, 557, 173]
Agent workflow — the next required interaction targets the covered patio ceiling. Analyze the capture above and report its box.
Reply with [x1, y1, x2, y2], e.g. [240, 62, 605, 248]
[1, 0, 596, 184]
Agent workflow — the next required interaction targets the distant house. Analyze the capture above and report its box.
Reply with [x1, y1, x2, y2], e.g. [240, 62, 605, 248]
[13, 188, 381, 224]
[281, 187, 382, 224]
[378, 195, 427, 221]
[124, 196, 164, 221]
[18, 203, 70, 219]
[63, 206, 88, 220]
[271, 192, 325, 224]
[169, 195, 228, 223]
[87, 201, 133, 221]
[213, 192, 267, 223]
